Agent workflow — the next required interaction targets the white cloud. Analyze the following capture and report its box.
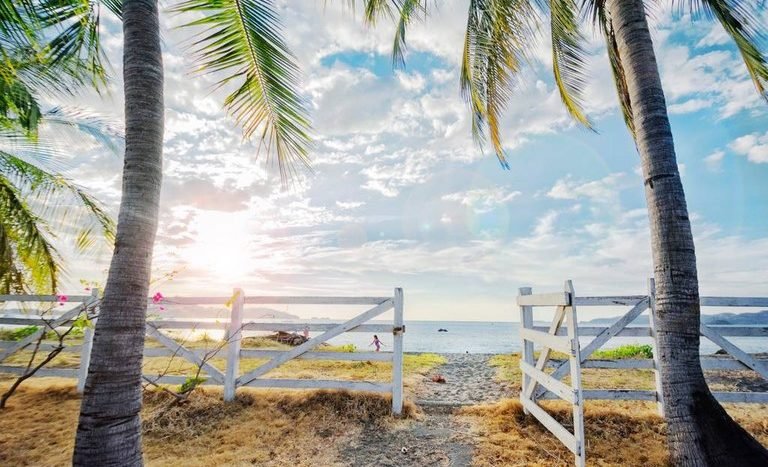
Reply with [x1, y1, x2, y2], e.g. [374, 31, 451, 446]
[704, 150, 725, 172]
[442, 187, 521, 213]
[547, 173, 626, 203]
[395, 71, 426, 92]
[729, 131, 768, 164]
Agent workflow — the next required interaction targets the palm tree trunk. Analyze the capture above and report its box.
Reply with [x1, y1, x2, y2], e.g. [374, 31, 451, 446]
[72, 0, 164, 464]
[604, 0, 768, 465]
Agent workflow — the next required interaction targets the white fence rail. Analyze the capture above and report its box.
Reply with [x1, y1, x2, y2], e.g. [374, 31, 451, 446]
[0, 288, 405, 414]
[517, 279, 768, 466]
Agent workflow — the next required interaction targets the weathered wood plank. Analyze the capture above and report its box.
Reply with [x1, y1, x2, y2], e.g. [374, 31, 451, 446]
[519, 328, 572, 354]
[519, 287, 534, 414]
[701, 357, 768, 371]
[581, 389, 657, 401]
[237, 299, 394, 386]
[392, 288, 404, 415]
[520, 361, 576, 403]
[564, 280, 586, 467]
[0, 365, 78, 378]
[224, 289, 244, 401]
[573, 296, 646, 306]
[241, 379, 392, 392]
[241, 323, 393, 333]
[533, 326, 652, 337]
[516, 292, 571, 307]
[0, 295, 92, 303]
[520, 397, 579, 454]
[148, 320, 228, 330]
[240, 350, 393, 361]
[145, 323, 225, 384]
[245, 296, 391, 305]
[712, 392, 768, 403]
[700, 324, 768, 380]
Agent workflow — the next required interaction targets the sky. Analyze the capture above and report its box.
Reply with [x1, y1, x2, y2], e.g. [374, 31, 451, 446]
[50, 1, 768, 322]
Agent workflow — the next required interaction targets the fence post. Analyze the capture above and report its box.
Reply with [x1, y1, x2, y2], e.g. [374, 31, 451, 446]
[565, 280, 586, 467]
[518, 287, 534, 415]
[224, 288, 244, 402]
[77, 288, 99, 393]
[647, 278, 665, 416]
[392, 287, 404, 415]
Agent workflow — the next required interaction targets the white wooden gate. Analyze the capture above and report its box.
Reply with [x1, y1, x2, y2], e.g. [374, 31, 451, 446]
[517, 279, 768, 465]
[518, 280, 586, 467]
[0, 288, 406, 414]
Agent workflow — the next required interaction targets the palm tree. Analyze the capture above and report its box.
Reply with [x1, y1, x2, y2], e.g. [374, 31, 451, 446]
[66, 0, 311, 464]
[364, 0, 768, 464]
[1, 1, 117, 294]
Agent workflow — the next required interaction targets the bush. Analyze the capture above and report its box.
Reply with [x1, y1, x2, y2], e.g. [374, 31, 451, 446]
[0, 326, 39, 341]
[592, 344, 653, 359]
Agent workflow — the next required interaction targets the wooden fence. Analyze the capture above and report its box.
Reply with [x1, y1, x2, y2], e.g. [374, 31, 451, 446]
[518, 279, 768, 467]
[0, 288, 405, 414]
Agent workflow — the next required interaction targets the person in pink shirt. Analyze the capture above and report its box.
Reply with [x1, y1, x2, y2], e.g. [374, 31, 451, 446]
[370, 335, 382, 352]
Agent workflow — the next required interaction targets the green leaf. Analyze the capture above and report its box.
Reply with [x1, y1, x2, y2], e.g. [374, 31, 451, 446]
[171, 0, 313, 182]
[549, 0, 592, 129]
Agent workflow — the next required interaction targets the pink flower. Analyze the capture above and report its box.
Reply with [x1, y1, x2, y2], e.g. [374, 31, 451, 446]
[152, 292, 164, 304]
[57, 294, 68, 302]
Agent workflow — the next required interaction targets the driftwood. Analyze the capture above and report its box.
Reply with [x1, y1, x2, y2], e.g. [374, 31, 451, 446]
[266, 331, 308, 346]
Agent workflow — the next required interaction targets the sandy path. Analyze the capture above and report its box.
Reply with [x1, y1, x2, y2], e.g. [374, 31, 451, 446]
[415, 353, 514, 405]
[339, 353, 509, 466]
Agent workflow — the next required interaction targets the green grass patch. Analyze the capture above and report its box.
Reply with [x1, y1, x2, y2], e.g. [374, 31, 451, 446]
[592, 344, 653, 360]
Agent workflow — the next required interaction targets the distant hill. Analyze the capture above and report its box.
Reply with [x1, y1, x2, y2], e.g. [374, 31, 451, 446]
[585, 310, 768, 326]
[157, 304, 299, 320]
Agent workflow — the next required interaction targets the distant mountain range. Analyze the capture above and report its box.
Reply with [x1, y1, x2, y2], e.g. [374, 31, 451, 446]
[156, 304, 299, 320]
[585, 310, 768, 326]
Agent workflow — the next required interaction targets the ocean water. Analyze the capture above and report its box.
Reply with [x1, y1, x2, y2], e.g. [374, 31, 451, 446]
[320, 320, 768, 355]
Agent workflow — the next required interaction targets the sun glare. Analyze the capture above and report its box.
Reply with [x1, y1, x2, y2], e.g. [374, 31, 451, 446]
[183, 212, 252, 283]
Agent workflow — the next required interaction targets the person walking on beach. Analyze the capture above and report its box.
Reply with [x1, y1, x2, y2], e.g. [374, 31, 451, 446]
[370, 335, 382, 352]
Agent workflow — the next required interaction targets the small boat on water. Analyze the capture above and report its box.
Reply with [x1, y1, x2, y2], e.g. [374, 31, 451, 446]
[437, 328, 448, 332]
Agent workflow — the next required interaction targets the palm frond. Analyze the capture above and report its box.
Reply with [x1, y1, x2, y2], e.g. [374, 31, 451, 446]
[363, 0, 395, 24]
[461, 0, 537, 168]
[171, 0, 313, 182]
[586, 0, 635, 137]
[43, 105, 123, 152]
[549, 0, 592, 128]
[0, 173, 61, 293]
[686, 0, 768, 101]
[391, 0, 427, 68]
[32, 0, 110, 91]
[0, 150, 116, 256]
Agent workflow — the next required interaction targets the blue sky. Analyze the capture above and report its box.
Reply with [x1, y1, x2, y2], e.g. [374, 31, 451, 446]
[54, 1, 768, 321]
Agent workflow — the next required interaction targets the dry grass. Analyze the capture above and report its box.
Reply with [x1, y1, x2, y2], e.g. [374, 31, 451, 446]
[462, 399, 768, 467]
[0, 381, 418, 467]
[483, 353, 768, 466]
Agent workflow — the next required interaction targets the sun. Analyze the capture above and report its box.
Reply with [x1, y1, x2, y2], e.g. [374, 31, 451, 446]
[182, 212, 252, 283]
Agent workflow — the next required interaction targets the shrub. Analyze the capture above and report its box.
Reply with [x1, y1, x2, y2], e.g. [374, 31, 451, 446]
[0, 326, 39, 341]
[592, 344, 653, 359]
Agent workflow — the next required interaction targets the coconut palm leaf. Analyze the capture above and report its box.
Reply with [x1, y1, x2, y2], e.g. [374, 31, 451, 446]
[171, 0, 312, 182]
[687, 0, 768, 100]
[0, 172, 61, 293]
[390, 0, 427, 68]
[43, 105, 123, 152]
[585, 0, 634, 136]
[549, 0, 592, 128]
[0, 149, 116, 253]
[460, 0, 536, 168]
